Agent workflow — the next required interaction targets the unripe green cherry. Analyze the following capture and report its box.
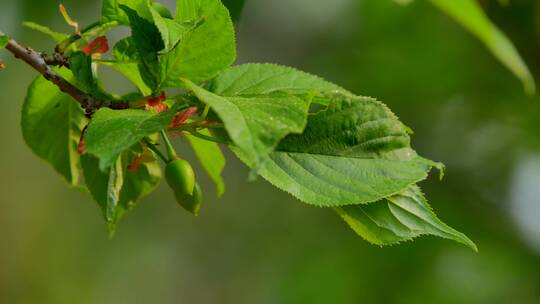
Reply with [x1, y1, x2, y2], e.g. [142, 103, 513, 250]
[174, 182, 202, 216]
[165, 158, 195, 195]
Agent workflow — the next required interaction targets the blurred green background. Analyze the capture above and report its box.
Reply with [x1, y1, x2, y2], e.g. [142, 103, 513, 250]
[2, 0, 540, 303]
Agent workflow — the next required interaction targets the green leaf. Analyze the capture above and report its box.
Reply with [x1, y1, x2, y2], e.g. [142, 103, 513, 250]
[119, 151, 162, 225]
[221, 0, 246, 23]
[0, 34, 9, 48]
[101, 0, 171, 24]
[82, 155, 124, 224]
[233, 93, 439, 207]
[186, 129, 226, 196]
[81, 148, 161, 234]
[159, 0, 236, 86]
[189, 63, 352, 167]
[120, 5, 163, 53]
[23, 22, 69, 43]
[69, 51, 96, 93]
[208, 63, 352, 99]
[70, 52, 113, 100]
[21, 69, 86, 186]
[235, 149, 435, 207]
[84, 101, 185, 170]
[149, 3, 191, 54]
[103, 38, 152, 96]
[183, 79, 311, 167]
[276, 94, 413, 160]
[151, 2, 173, 19]
[223, 72, 473, 249]
[120, 4, 164, 92]
[429, 0, 535, 95]
[101, 0, 153, 25]
[336, 185, 477, 251]
[116, 0, 236, 89]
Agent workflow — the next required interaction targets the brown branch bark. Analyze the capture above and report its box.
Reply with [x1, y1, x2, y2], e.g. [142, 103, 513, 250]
[41, 52, 70, 69]
[0, 31, 128, 116]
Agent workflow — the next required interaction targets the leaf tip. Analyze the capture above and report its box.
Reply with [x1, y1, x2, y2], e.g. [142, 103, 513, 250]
[216, 184, 225, 198]
[434, 162, 446, 180]
[107, 222, 117, 239]
[460, 235, 478, 252]
[448, 228, 478, 252]
[524, 78, 536, 96]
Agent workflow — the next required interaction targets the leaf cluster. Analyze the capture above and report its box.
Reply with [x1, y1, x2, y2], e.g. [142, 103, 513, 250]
[14, 0, 475, 249]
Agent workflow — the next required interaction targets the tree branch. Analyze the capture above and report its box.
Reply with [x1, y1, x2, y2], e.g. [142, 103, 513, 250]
[0, 31, 128, 116]
[41, 51, 70, 68]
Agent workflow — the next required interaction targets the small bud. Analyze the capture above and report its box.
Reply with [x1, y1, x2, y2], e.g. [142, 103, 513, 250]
[170, 107, 198, 128]
[77, 136, 86, 155]
[127, 154, 142, 172]
[81, 36, 109, 56]
[146, 92, 168, 113]
[78, 125, 88, 155]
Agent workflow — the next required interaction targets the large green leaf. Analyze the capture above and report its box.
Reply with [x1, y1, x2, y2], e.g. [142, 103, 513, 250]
[81, 149, 161, 233]
[118, 153, 161, 223]
[231, 90, 473, 248]
[221, 0, 246, 23]
[151, 2, 173, 18]
[120, 4, 164, 92]
[159, 0, 236, 86]
[113, 0, 235, 89]
[208, 63, 352, 98]
[102, 0, 171, 24]
[103, 38, 152, 96]
[235, 150, 435, 207]
[70, 52, 114, 100]
[201, 63, 356, 166]
[336, 185, 477, 250]
[429, 0, 535, 94]
[148, 3, 191, 53]
[276, 94, 413, 160]
[69, 51, 97, 93]
[183, 79, 311, 167]
[120, 5, 163, 53]
[101, 0, 152, 25]
[82, 155, 124, 224]
[186, 130, 226, 196]
[233, 93, 439, 207]
[84, 101, 185, 170]
[21, 69, 86, 186]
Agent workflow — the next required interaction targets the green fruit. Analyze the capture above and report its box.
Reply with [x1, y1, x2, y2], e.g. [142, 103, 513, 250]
[174, 182, 202, 216]
[165, 158, 202, 216]
[165, 158, 195, 195]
